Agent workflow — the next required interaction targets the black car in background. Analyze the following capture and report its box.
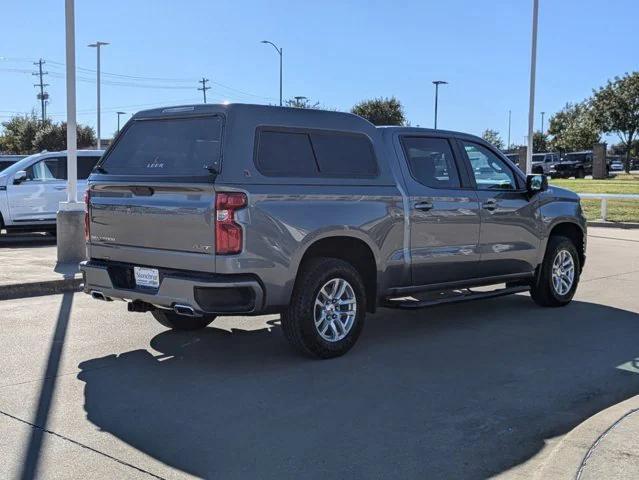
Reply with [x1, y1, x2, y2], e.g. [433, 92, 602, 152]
[552, 151, 594, 178]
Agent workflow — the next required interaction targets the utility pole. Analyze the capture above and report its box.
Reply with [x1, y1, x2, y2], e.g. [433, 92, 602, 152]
[32, 59, 49, 123]
[88, 41, 109, 149]
[198, 77, 210, 103]
[507, 110, 512, 149]
[540, 111, 546, 133]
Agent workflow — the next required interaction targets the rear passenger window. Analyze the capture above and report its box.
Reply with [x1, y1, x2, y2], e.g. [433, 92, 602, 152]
[256, 131, 318, 177]
[401, 137, 461, 189]
[255, 129, 378, 178]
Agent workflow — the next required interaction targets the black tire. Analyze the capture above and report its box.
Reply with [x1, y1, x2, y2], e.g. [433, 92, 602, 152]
[576, 168, 586, 179]
[281, 257, 366, 359]
[530, 235, 580, 307]
[151, 309, 216, 331]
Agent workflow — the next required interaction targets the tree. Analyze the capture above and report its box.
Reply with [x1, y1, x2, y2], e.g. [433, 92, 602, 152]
[547, 102, 600, 154]
[284, 97, 320, 109]
[481, 129, 504, 150]
[591, 72, 639, 172]
[33, 122, 97, 151]
[533, 131, 549, 153]
[0, 114, 96, 154]
[0, 113, 47, 154]
[351, 97, 405, 126]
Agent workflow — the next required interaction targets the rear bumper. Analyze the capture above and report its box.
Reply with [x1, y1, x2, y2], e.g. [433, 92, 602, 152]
[80, 260, 264, 315]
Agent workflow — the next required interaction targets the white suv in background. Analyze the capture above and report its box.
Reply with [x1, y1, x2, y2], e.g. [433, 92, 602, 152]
[0, 150, 104, 234]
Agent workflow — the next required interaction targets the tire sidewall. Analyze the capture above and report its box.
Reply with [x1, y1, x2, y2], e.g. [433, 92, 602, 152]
[545, 239, 580, 304]
[296, 261, 366, 357]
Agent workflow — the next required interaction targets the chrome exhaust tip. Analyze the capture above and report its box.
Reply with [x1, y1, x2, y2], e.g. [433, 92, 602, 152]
[90, 290, 112, 302]
[173, 304, 198, 317]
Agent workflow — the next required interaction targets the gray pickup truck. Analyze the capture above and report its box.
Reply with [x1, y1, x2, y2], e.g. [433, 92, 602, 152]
[81, 104, 586, 358]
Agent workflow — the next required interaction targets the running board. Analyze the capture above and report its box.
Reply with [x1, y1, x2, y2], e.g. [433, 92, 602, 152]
[382, 285, 530, 309]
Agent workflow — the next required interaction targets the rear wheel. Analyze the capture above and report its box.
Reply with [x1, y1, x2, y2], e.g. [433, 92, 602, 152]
[281, 257, 366, 359]
[151, 309, 216, 331]
[530, 235, 580, 307]
[576, 167, 586, 179]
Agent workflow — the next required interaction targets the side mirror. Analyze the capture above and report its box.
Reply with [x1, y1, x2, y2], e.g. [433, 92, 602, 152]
[526, 174, 548, 194]
[13, 171, 27, 185]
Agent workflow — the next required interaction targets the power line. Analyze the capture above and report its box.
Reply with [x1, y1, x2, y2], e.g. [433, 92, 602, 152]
[198, 77, 210, 103]
[32, 59, 49, 123]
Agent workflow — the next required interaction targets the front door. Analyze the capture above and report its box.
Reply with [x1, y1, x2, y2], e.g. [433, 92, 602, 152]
[6, 157, 67, 223]
[398, 135, 481, 286]
[458, 140, 540, 278]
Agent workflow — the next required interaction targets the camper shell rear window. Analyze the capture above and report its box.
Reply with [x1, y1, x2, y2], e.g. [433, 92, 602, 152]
[97, 115, 223, 178]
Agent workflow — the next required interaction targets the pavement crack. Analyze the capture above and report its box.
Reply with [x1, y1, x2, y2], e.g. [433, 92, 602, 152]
[0, 409, 167, 480]
[575, 407, 639, 480]
[581, 270, 639, 283]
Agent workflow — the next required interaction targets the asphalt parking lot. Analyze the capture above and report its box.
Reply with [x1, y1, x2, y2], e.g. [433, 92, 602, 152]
[1, 228, 639, 479]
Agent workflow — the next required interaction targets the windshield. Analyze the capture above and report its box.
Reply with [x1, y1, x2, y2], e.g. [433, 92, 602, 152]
[98, 115, 223, 177]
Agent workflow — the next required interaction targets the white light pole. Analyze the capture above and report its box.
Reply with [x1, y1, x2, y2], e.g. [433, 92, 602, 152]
[260, 40, 283, 106]
[58, 0, 85, 263]
[526, 0, 539, 174]
[88, 41, 109, 149]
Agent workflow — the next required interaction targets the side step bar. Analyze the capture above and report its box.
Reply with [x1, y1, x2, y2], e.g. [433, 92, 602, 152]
[382, 285, 530, 310]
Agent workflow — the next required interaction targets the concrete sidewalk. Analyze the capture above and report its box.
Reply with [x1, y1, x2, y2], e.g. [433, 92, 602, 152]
[0, 234, 82, 300]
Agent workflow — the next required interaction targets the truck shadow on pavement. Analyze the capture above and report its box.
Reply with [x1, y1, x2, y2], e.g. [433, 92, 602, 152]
[77, 295, 639, 479]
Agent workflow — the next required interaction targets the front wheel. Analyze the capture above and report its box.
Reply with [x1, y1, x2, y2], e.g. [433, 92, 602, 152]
[530, 236, 580, 307]
[281, 257, 366, 359]
[151, 309, 216, 331]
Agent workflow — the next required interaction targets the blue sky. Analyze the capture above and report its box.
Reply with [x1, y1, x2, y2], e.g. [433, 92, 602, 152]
[1, 0, 638, 144]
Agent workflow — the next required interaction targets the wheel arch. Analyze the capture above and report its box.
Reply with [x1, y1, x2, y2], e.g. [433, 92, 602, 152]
[546, 221, 586, 270]
[292, 234, 380, 313]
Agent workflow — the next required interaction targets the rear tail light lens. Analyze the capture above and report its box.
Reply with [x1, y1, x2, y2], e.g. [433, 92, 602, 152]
[215, 192, 247, 255]
[84, 190, 91, 242]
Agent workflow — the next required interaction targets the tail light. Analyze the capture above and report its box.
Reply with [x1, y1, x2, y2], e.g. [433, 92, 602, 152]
[215, 192, 247, 255]
[84, 190, 91, 242]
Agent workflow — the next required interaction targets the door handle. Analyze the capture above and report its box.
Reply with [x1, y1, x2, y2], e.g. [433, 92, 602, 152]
[414, 201, 434, 211]
[54, 186, 67, 190]
[482, 199, 497, 211]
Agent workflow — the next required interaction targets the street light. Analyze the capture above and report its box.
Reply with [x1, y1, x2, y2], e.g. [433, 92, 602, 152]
[116, 111, 126, 133]
[432, 80, 448, 130]
[261, 40, 283, 106]
[88, 41, 109, 149]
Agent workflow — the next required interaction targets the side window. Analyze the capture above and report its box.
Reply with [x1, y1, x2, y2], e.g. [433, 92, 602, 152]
[401, 136, 461, 189]
[78, 156, 101, 179]
[255, 129, 379, 178]
[310, 132, 378, 177]
[462, 141, 517, 191]
[24, 158, 67, 182]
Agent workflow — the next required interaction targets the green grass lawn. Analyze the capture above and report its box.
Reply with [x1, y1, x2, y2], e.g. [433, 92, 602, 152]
[550, 175, 639, 222]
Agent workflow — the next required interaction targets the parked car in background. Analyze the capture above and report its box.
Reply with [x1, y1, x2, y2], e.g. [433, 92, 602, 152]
[552, 151, 593, 178]
[0, 150, 104, 233]
[609, 157, 624, 173]
[532, 152, 560, 175]
[0, 155, 27, 173]
[81, 103, 587, 358]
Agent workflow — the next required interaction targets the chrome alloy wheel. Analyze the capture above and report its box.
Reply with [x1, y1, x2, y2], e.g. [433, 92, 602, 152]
[314, 278, 357, 342]
[551, 249, 575, 296]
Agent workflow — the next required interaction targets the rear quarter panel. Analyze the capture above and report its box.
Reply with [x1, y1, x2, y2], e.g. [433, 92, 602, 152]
[215, 184, 405, 308]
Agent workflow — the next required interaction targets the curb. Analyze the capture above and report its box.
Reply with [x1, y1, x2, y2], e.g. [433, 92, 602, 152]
[0, 277, 83, 301]
[587, 221, 639, 229]
[535, 395, 639, 480]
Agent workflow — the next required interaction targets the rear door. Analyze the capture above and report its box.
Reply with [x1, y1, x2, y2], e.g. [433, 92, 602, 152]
[457, 139, 540, 278]
[398, 134, 481, 285]
[88, 115, 223, 269]
[6, 157, 67, 222]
